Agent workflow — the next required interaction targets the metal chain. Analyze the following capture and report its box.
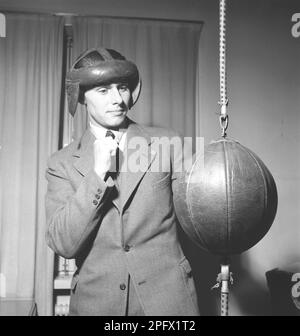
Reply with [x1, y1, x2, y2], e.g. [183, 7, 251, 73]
[219, 0, 229, 137]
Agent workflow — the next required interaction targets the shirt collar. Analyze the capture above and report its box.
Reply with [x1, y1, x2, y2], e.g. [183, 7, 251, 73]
[89, 122, 125, 145]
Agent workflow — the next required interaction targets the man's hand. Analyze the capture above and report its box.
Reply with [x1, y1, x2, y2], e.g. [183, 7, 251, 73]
[93, 137, 118, 180]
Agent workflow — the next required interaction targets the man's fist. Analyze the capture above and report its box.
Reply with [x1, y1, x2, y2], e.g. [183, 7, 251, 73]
[93, 137, 118, 180]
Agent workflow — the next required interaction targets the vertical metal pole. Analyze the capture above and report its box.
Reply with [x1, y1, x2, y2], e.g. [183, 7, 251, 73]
[211, 258, 232, 315]
[220, 263, 230, 316]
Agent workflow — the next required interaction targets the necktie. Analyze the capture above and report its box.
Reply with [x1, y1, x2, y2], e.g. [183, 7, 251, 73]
[105, 129, 119, 177]
[105, 129, 115, 140]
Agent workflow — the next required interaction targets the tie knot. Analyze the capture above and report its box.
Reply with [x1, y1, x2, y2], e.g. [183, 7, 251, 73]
[106, 130, 115, 139]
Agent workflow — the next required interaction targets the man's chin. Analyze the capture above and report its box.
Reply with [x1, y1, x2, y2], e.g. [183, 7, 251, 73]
[106, 115, 127, 129]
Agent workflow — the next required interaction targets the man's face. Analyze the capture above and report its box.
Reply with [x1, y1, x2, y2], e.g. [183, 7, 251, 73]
[84, 83, 131, 129]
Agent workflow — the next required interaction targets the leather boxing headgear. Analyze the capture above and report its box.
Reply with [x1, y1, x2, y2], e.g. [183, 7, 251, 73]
[66, 47, 141, 116]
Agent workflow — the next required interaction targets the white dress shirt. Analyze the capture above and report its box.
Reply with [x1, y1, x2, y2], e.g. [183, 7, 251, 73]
[89, 122, 127, 151]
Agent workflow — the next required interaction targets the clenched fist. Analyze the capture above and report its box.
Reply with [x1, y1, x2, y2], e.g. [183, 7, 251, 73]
[93, 137, 118, 180]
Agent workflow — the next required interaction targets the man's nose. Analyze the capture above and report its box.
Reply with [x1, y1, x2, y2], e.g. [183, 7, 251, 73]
[110, 87, 123, 104]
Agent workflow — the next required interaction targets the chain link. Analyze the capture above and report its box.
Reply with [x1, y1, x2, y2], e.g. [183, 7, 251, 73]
[219, 0, 229, 137]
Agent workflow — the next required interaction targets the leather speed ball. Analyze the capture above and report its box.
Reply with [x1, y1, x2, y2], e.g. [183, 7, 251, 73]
[174, 138, 278, 256]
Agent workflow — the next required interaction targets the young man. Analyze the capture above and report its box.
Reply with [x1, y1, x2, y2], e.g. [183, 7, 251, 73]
[45, 47, 199, 316]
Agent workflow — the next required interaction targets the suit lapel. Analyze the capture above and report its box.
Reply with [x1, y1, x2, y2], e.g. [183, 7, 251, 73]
[73, 129, 121, 211]
[120, 122, 156, 211]
[73, 129, 95, 177]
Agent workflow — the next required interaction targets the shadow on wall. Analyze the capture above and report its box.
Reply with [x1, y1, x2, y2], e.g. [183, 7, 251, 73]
[228, 254, 272, 316]
[179, 228, 273, 316]
[265, 260, 300, 316]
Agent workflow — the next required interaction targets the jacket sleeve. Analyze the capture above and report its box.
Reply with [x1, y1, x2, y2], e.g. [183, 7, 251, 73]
[45, 157, 114, 259]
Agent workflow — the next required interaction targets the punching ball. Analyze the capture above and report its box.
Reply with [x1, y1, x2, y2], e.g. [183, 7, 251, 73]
[174, 137, 278, 256]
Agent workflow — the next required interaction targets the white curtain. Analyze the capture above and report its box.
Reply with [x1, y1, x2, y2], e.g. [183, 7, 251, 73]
[0, 14, 64, 315]
[68, 17, 202, 139]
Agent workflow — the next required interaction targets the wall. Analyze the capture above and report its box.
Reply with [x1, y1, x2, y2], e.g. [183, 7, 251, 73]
[0, 0, 299, 315]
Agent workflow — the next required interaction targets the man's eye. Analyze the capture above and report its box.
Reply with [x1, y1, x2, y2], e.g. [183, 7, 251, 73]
[96, 88, 108, 94]
[119, 85, 129, 92]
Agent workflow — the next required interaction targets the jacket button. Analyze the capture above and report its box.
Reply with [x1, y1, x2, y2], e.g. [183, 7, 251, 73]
[120, 283, 126, 290]
[92, 200, 98, 205]
[124, 245, 131, 252]
[97, 188, 102, 193]
[95, 194, 100, 199]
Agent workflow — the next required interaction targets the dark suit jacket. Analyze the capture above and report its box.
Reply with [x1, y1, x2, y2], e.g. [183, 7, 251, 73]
[45, 119, 199, 316]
